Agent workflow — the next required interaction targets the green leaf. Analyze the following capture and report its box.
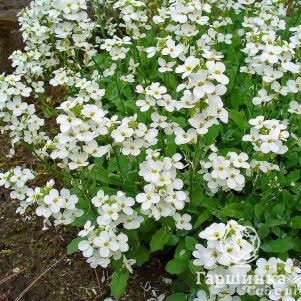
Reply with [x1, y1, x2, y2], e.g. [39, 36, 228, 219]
[222, 203, 246, 218]
[185, 236, 197, 251]
[135, 246, 150, 266]
[72, 210, 97, 227]
[229, 109, 245, 131]
[175, 240, 190, 260]
[166, 259, 188, 275]
[194, 210, 210, 229]
[257, 224, 270, 239]
[166, 293, 187, 301]
[204, 125, 219, 145]
[287, 170, 300, 183]
[261, 238, 294, 253]
[150, 228, 172, 253]
[140, 218, 157, 233]
[110, 270, 129, 299]
[128, 245, 150, 266]
[167, 235, 180, 246]
[290, 216, 301, 229]
[255, 203, 264, 221]
[67, 237, 84, 255]
[271, 203, 285, 217]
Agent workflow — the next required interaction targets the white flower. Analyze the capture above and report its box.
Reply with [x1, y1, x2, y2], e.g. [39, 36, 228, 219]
[78, 221, 95, 237]
[122, 256, 136, 273]
[111, 126, 134, 143]
[288, 101, 301, 114]
[176, 56, 200, 78]
[92, 190, 109, 207]
[44, 189, 66, 214]
[228, 152, 250, 169]
[158, 57, 176, 73]
[136, 189, 160, 211]
[260, 45, 282, 64]
[199, 223, 226, 240]
[57, 114, 82, 132]
[101, 203, 119, 223]
[162, 39, 184, 58]
[122, 212, 144, 229]
[94, 232, 119, 258]
[211, 157, 230, 180]
[83, 140, 110, 157]
[68, 152, 89, 170]
[227, 169, 245, 190]
[173, 213, 192, 230]
[122, 138, 144, 156]
[249, 116, 265, 129]
[194, 290, 208, 301]
[206, 61, 229, 85]
[78, 239, 94, 258]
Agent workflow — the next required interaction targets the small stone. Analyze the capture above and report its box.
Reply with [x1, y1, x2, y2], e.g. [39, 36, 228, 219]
[12, 267, 21, 273]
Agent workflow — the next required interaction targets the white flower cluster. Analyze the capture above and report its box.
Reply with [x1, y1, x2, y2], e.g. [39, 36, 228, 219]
[193, 220, 255, 300]
[111, 115, 158, 157]
[78, 221, 130, 269]
[136, 82, 180, 113]
[0, 74, 46, 156]
[152, 0, 232, 48]
[78, 190, 142, 268]
[193, 221, 301, 301]
[0, 0, 96, 156]
[35, 184, 83, 227]
[0, 167, 34, 200]
[238, 0, 299, 159]
[0, 168, 82, 227]
[137, 150, 191, 227]
[100, 35, 131, 61]
[18, 0, 96, 73]
[253, 257, 301, 301]
[247, 160, 280, 176]
[199, 151, 250, 193]
[241, 1, 288, 80]
[193, 220, 256, 269]
[113, 0, 149, 39]
[50, 96, 110, 170]
[92, 190, 143, 230]
[243, 116, 289, 155]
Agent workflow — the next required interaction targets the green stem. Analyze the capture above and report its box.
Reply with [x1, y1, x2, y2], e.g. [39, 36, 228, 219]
[160, 130, 166, 156]
[113, 146, 125, 183]
[115, 71, 127, 115]
[189, 136, 201, 198]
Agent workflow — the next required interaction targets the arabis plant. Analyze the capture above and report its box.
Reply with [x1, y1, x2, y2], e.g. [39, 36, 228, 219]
[0, 0, 301, 299]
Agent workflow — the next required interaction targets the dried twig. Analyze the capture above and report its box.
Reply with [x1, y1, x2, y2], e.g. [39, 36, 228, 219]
[15, 255, 66, 301]
[94, 268, 102, 294]
[0, 268, 26, 285]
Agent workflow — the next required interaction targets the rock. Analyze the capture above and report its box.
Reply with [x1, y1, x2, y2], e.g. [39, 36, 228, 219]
[0, 0, 31, 72]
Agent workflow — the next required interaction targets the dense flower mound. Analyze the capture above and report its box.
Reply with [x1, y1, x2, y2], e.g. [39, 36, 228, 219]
[0, 0, 301, 299]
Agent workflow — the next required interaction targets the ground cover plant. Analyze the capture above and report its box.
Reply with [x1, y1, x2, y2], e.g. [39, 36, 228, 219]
[0, 0, 301, 300]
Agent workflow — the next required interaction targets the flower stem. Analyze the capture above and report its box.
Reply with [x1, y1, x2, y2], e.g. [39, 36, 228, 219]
[189, 135, 201, 198]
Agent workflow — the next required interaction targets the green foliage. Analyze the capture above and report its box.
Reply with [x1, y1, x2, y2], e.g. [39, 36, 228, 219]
[150, 228, 173, 253]
[110, 269, 130, 299]
[166, 293, 187, 301]
[67, 237, 84, 255]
